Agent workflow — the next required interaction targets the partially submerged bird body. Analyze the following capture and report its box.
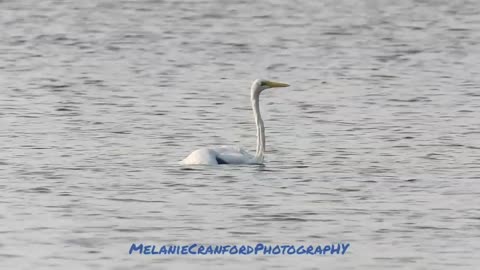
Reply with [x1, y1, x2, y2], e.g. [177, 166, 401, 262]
[180, 79, 289, 165]
[180, 146, 256, 165]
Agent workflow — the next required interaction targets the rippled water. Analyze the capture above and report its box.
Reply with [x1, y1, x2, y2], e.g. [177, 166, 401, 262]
[1, 0, 480, 269]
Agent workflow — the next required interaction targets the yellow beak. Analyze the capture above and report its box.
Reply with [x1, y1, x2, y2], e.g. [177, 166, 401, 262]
[264, 80, 290, 88]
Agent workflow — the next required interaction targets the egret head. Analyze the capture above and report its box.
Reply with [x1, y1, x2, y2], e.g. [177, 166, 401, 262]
[251, 79, 289, 97]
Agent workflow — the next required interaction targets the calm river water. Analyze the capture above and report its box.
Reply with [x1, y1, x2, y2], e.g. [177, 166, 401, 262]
[1, 0, 479, 269]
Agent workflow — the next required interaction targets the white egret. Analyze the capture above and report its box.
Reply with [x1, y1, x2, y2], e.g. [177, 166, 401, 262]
[180, 79, 289, 165]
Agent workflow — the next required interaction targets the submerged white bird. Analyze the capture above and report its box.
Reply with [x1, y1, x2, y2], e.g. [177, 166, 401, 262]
[180, 79, 289, 165]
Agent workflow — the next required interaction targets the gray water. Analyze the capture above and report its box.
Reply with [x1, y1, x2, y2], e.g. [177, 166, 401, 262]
[1, 0, 480, 269]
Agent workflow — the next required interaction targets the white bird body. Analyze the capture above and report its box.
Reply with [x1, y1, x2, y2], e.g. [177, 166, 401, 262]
[179, 146, 256, 165]
[180, 79, 289, 165]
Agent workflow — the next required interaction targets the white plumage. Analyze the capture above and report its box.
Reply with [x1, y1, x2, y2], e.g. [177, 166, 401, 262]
[180, 79, 289, 165]
[180, 146, 256, 165]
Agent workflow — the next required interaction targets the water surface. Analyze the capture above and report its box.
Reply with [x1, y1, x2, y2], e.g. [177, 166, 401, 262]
[1, 0, 479, 269]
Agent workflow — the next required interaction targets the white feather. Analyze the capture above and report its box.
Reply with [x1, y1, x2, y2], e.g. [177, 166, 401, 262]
[180, 79, 289, 165]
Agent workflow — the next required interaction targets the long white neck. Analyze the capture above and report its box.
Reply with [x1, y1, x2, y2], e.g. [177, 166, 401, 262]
[251, 88, 265, 163]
